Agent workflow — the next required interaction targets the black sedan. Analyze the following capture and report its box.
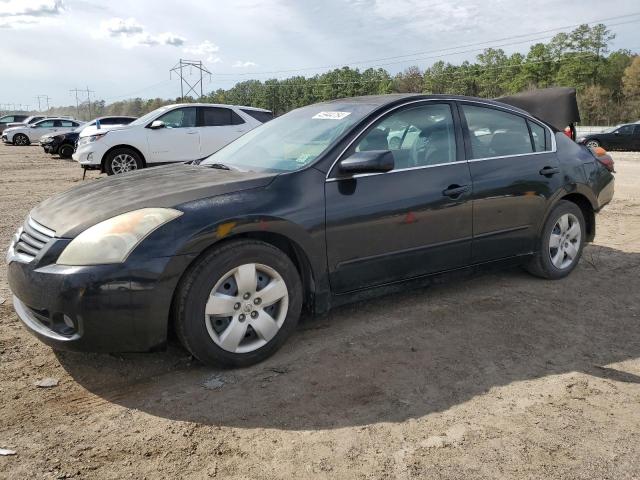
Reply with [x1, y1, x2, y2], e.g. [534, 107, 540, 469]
[41, 131, 80, 158]
[578, 123, 640, 151]
[7, 94, 615, 367]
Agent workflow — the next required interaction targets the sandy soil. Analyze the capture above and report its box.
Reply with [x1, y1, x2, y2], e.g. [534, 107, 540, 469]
[1, 144, 639, 479]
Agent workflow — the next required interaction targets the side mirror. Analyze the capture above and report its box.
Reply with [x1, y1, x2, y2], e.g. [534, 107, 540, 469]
[339, 150, 394, 175]
[149, 120, 165, 130]
[614, 131, 620, 135]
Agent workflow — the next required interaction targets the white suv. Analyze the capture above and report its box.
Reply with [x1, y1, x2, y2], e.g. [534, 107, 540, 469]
[73, 103, 273, 175]
[2, 118, 82, 146]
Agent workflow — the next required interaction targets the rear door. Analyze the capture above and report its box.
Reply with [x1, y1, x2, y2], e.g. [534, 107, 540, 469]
[30, 119, 57, 140]
[197, 107, 249, 156]
[146, 107, 199, 163]
[459, 102, 561, 263]
[325, 101, 473, 293]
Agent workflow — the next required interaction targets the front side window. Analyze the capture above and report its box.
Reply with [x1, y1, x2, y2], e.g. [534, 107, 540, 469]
[35, 120, 55, 128]
[157, 107, 196, 128]
[201, 107, 244, 127]
[354, 103, 457, 169]
[462, 104, 533, 159]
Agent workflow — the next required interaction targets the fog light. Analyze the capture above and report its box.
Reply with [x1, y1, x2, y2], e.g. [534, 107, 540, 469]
[87, 152, 93, 162]
[63, 315, 74, 328]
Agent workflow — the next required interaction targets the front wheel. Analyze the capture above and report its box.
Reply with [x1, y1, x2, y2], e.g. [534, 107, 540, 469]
[58, 143, 74, 159]
[104, 148, 142, 175]
[13, 134, 30, 146]
[526, 200, 586, 279]
[585, 139, 600, 149]
[174, 240, 303, 367]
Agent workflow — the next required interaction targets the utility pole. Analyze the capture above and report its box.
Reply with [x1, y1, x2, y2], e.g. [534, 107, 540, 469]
[36, 95, 51, 112]
[170, 59, 212, 101]
[70, 88, 82, 118]
[85, 86, 94, 118]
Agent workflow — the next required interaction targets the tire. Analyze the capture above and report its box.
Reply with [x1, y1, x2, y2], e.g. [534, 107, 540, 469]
[13, 134, 30, 146]
[104, 148, 142, 175]
[58, 143, 74, 159]
[526, 200, 586, 279]
[585, 139, 600, 149]
[174, 239, 303, 367]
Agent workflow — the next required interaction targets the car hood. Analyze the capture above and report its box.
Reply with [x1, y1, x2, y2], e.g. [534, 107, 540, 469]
[79, 124, 131, 138]
[30, 163, 277, 238]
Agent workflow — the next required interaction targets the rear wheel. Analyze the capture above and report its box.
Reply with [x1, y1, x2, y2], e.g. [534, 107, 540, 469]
[104, 148, 142, 175]
[13, 134, 30, 146]
[174, 240, 303, 367]
[526, 200, 586, 279]
[58, 143, 74, 159]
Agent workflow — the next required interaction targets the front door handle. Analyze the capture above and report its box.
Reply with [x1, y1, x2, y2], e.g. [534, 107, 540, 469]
[539, 166, 560, 176]
[442, 184, 470, 198]
[186, 131, 199, 135]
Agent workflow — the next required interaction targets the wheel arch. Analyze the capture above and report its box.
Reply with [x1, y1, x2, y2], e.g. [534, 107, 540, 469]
[560, 192, 596, 242]
[167, 228, 325, 340]
[101, 144, 147, 173]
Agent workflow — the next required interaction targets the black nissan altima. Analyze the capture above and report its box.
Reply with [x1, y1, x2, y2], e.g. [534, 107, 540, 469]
[7, 94, 615, 367]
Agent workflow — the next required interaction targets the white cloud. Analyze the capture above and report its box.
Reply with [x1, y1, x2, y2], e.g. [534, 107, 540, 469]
[0, 0, 65, 28]
[232, 60, 257, 68]
[183, 40, 221, 63]
[0, 0, 65, 17]
[102, 17, 143, 36]
[99, 17, 185, 48]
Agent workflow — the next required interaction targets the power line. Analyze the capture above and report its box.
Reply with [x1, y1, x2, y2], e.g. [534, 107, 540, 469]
[170, 59, 212, 101]
[212, 12, 640, 78]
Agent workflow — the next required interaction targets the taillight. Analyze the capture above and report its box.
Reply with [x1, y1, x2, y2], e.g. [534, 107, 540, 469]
[597, 154, 615, 172]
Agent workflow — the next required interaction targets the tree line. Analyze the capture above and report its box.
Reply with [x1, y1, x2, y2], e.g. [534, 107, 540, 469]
[46, 24, 640, 126]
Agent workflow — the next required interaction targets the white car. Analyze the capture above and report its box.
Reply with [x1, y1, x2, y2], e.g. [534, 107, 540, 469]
[2, 118, 83, 146]
[73, 103, 273, 175]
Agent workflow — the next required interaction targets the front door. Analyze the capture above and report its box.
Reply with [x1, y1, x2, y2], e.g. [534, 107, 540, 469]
[147, 106, 200, 163]
[325, 102, 473, 293]
[459, 102, 562, 263]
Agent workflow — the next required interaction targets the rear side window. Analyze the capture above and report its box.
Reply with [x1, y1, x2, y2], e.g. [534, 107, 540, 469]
[528, 120, 548, 152]
[240, 109, 273, 123]
[461, 104, 533, 159]
[201, 107, 245, 127]
[60, 120, 75, 127]
[1, 116, 15, 123]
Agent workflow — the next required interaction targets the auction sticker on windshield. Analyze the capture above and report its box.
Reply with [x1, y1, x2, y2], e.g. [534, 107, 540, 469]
[312, 111, 351, 120]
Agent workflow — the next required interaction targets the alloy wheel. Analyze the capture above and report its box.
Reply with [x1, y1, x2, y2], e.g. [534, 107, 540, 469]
[549, 213, 581, 269]
[586, 140, 599, 149]
[204, 263, 289, 354]
[111, 154, 138, 174]
[14, 134, 28, 146]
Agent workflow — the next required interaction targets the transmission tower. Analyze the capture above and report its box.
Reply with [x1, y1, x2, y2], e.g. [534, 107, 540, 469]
[35, 95, 51, 112]
[170, 59, 212, 101]
[70, 87, 95, 119]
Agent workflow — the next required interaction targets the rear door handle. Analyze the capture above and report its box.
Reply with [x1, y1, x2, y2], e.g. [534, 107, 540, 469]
[539, 166, 560, 176]
[442, 184, 470, 198]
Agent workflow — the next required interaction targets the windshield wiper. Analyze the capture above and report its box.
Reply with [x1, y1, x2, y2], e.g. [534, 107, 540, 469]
[202, 163, 231, 170]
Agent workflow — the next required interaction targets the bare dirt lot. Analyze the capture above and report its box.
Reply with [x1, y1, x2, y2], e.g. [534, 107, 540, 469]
[1, 144, 640, 479]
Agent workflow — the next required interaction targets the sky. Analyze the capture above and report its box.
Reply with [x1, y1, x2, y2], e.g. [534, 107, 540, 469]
[1, 0, 640, 110]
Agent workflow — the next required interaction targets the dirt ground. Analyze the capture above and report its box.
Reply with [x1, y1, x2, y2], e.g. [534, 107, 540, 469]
[1, 143, 639, 480]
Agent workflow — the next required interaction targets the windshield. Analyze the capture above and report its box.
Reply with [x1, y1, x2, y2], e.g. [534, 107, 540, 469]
[201, 102, 377, 172]
[129, 106, 173, 127]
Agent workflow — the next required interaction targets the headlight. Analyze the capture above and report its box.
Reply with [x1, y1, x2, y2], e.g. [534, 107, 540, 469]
[78, 132, 108, 147]
[56, 208, 183, 266]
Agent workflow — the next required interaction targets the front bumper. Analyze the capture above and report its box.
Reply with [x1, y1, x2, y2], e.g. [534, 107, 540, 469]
[2, 134, 9, 143]
[73, 141, 107, 166]
[7, 241, 196, 353]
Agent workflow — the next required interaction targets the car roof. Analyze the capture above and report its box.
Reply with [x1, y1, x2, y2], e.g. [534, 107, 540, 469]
[35, 117, 79, 122]
[319, 93, 532, 116]
[167, 103, 272, 113]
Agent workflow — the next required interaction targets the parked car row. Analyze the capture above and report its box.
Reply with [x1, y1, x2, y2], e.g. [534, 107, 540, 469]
[73, 103, 273, 175]
[41, 116, 136, 158]
[1, 117, 83, 145]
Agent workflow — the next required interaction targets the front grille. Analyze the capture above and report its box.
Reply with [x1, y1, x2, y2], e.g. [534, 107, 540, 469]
[12, 217, 55, 262]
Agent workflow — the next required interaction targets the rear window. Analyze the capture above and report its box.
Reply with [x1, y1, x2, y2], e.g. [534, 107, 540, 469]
[201, 107, 245, 126]
[240, 109, 274, 123]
